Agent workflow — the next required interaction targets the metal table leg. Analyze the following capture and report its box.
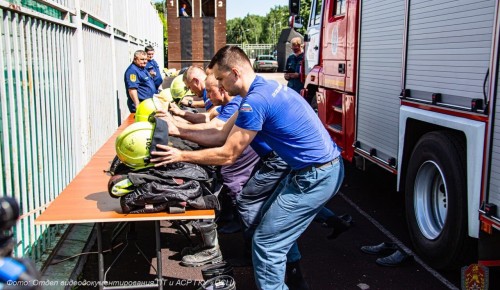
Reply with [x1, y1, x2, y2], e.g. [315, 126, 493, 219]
[155, 221, 163, 290]
[96, 223, 104, 290]
[96, 221, 163, 290]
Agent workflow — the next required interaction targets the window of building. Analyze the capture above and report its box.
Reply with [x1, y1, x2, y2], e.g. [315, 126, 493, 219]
[201, 0, 215, 17]
[178, 0, 192, 18]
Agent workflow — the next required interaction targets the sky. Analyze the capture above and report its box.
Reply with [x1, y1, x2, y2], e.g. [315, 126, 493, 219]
[226, 0, 288, 19]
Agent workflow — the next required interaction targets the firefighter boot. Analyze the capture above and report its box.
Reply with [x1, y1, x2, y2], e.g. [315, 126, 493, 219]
[285, 260, 310, 290]
[180, 221, 210, 256]
[181, 221, 223, 267]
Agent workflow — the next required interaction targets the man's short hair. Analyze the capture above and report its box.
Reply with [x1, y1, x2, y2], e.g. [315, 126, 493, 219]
[183, 65, 206, 84]
[290, 37, 302, 46]
[205, 73, 218, 88]
[134, 50, 146, 59]
[207, 45, 251, 72]
[144, 45, 154, 52]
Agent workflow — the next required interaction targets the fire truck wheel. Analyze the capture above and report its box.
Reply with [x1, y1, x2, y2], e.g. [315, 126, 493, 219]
[405, 130, 473, 270]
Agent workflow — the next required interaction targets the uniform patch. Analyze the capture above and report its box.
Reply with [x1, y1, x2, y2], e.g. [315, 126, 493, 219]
[461, 263, 488, 290]
[240, 104, 253, 112]
[129, 74, 137, 82]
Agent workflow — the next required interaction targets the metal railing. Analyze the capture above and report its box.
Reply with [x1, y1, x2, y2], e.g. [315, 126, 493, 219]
[227, 43, 275, 60]
[0, 0, 163, 261]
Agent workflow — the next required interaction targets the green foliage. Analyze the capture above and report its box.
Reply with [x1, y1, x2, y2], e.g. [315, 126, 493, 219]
[298, 0, 312, 35]
[154, 2, 168, 67]
[226, 1, 312, 44]
[226, 5, 288, 45]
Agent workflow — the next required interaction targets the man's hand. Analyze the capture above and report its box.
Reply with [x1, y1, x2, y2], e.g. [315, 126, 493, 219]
[180, 96, 193, 107]
[169, 102, 185, 117]
[284, 73, 299, 80]
[155, 110, 181, 136]
[150, 144, 183, 166]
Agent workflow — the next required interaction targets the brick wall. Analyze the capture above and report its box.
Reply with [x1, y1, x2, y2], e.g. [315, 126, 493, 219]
[215, 0, 227, 53]
[167, 0, 226, 69]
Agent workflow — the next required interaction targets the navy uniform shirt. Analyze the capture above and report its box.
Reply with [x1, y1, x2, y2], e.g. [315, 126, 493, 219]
[145, 59, 163, 88]
[124, 63, 157, 112]
[285, 52, 304, 94]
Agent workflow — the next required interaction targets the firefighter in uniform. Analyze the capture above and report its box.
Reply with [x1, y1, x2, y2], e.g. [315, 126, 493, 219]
[124, 50, 157, 113]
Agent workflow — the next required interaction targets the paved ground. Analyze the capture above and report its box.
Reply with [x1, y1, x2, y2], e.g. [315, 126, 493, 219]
[76, 73, 488, 289]
[78, 162, 464, 290]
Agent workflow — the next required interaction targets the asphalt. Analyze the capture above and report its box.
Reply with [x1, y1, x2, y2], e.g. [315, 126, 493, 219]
[77, 162, 463, 290]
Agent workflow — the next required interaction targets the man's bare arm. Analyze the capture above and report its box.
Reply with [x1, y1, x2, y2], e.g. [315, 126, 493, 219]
[169, 103, 210, 124]
[179, 96, 205, 108]
[128, 89, 140, 108]
[179, 112, 238, 147]
[151, 124, 256, 166]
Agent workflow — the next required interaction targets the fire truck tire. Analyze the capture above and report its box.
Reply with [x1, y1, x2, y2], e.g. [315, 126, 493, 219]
[405, 130, 472, 270]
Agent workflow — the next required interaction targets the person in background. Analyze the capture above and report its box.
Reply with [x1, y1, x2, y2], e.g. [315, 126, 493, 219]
[124, 50, 157, 113]
[284, 37, 304, 95]
[180, 3, 189, 17]
[144, 45, 163, 90]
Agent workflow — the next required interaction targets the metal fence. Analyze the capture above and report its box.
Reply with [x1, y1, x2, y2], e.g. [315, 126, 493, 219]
[0, 0, 163, 261]
[227, 43, 275, 61]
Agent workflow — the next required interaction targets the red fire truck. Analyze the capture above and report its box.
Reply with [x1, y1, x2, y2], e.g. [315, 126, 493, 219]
[289, 0, 500, 271]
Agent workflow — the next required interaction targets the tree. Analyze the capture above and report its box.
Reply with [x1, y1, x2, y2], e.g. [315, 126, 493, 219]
[154, 2, 168, 67]
[225, 2, 311, 44]
[297, 0, 311, 35]
[263, 6, 289, 45]
[226, 5, 288, 44]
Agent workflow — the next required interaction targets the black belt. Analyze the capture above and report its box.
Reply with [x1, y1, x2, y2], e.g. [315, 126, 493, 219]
[297, 156, 340, 173]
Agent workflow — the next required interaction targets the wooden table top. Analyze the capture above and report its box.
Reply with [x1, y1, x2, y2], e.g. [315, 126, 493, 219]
[35, 115, 215, 225]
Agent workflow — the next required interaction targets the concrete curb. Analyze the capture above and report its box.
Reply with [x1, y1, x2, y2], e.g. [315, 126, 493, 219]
[40, 223, 96, 290]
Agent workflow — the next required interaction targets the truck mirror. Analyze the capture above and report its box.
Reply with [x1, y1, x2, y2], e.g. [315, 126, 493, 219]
[289, 0, 300, 16]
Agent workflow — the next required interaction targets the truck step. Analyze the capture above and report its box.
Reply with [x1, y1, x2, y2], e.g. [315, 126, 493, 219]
[328, 124, 343, 133]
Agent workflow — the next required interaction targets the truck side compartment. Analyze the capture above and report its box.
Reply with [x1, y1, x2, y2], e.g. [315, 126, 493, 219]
[296, 0, 499, 271]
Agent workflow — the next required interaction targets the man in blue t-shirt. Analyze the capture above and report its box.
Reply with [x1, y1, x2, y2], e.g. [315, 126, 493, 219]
[124, 50, 157, 113]
[151, 46, 344, 290]
[144, 45, 163, 90]
[178, 66, 214, 112]
[159, 73, 260, 265]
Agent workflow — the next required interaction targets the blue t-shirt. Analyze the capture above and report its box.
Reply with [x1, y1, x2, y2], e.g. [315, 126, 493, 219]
[215, 96, 272, 157]
[145, 59, 163, 88]
[124, 63, 157, 112]
[216, 96, 242, 122]
[235, 76, 340, 170]
[180, 7, 188, 17]
[250, 135, 273, 158]
[201, 89, 213, 111]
